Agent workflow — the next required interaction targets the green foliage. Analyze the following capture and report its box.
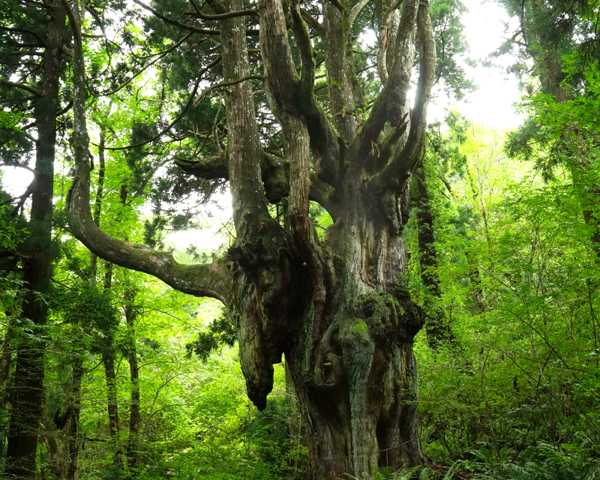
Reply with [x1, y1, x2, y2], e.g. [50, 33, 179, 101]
[309, 201, 334, 241]
[186, 308, 236, 362]
[50, 282, 120, 353]
[411, 120, 600, 479]
[430, 0, 476, 100]
[3, 0, 599, 478]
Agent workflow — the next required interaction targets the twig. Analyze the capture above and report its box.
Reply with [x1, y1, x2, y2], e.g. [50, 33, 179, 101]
[193, 75, 264, 108]
[105, 57, 221, 150]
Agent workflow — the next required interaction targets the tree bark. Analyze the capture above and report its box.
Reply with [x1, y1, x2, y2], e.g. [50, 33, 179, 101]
[66, 0, 437, 478]
[124, 289, 141, 474]
[415, 166, 454, 349]
[0, 307, 17, 411]
[102, 262, 121, 453]
[4, 3, 66, 478]
[66, 352, 84, 480]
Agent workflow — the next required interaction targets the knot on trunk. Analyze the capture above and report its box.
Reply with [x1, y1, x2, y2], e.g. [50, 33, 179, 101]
[350, 290, 424, 346]
[261, 152, 289, 204]
[312, 324, 344, 389]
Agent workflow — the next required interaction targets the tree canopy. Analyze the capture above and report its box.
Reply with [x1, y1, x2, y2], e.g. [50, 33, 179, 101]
[1, 0, 600, 479]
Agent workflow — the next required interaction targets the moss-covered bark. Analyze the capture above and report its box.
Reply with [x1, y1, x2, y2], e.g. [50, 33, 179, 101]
[67, 0, 437, 478]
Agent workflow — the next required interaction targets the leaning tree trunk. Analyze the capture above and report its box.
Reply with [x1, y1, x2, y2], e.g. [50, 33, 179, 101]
[4, 3, 65, 478]
[66, 0, 436, 478]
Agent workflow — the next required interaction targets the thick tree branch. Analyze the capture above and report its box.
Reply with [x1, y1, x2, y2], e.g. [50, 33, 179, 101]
[258, 0, 315, 244]
[327, 0, 344, 12]
[193, 74, 263, 108]
[290, 0, 315, 90]
[65, 0, 232, 305]
[349, 0, 370, 26]
[301, 9, 322, 33]
[176, 150, 341, 219]
[132, 0, 220, 35]
[362, 114, 408, 171]
[67, 183, 233, 303]
[377, 0, 405, 82]
[356, 0, 417, 159]
[369, 0, 435, 195]
[175, 155, 228, 179]
[309, 173, 342, 220]
[58, 0, 81, 41]
[258, 0, 299, 118]
[0, 79, 41, 97]
[322, 0, 359, 142]
[259, 0, 340, 188]
[221, 0, 271, 231]
[186, 0, 258, 20]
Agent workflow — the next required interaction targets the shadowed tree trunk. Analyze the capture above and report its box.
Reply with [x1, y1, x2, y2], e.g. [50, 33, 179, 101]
[102, 264, 121, 465]
[0, 307, 17, 412]
[415, 166, 454, 349]
[4, 2, 66, 478]
[66, 0, 436, 478]
[65, 351, 84, 480]
[124, 287, 141, 474]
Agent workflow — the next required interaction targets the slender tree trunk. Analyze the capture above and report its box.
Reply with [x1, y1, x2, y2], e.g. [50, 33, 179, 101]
[103, 353, 120, 440]
[65, 351, 84, 480]
[322, 0, 357, 143]
[579, 185, 600, 260]
[4, 4, 65, 478]
[124, 289, 141, 473]
[101, 262, 121, 464]
[0, 308, 17, 411]
[415, 167, 454, 348]
[90, 126, 107, 285]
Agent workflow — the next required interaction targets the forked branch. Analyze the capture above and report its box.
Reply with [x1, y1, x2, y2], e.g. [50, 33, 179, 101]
[356, 0, 419, 159]
[289, 0, 315, 90]
[259, 0, 340, 188]
[348, 0, 370, 26]
[369, 0, 435, 194]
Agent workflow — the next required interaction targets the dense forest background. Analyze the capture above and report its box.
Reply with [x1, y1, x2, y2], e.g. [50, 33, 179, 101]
[1, 0, 600, 478]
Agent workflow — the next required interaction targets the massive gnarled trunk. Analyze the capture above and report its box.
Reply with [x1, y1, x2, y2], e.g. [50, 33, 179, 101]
[66, 0, 435, 478]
